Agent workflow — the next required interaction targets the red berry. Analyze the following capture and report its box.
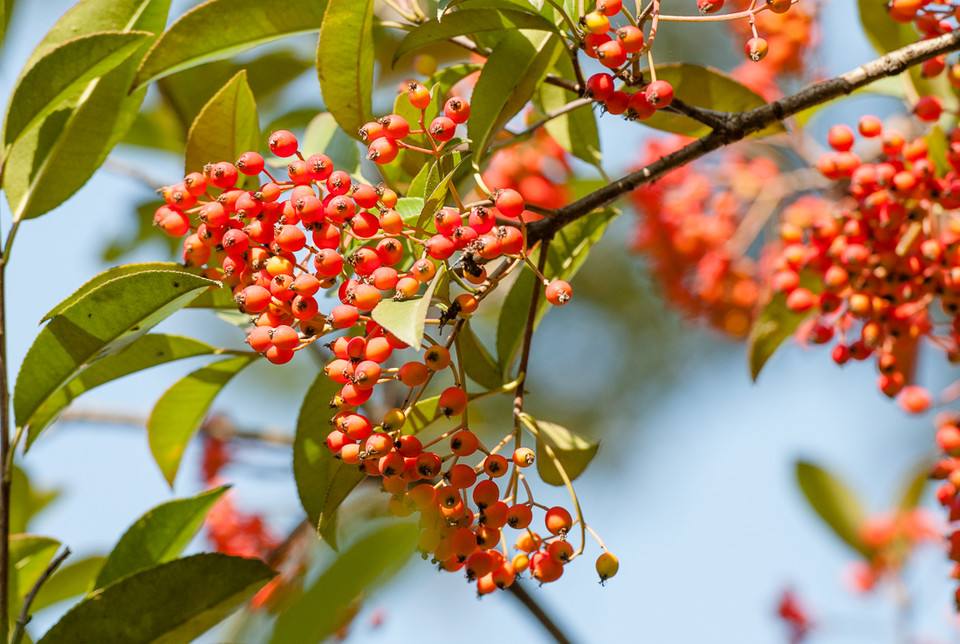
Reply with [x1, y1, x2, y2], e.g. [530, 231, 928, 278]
[545, 279, 573, 306]
[495, 189, 525, 218]
[644, 80, 674, 109]
[443, 97, 471, 124]
[268, 130, 298, 157]
[236, 151, 264, 175]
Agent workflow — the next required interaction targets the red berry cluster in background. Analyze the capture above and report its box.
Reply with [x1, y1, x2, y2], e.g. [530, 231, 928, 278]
[846, 510, 939, 593]
[155, 81, 613, 594]
[931, 412, 960, 608]
[629, 136, 810, 338]
[482, 128, 572, 217]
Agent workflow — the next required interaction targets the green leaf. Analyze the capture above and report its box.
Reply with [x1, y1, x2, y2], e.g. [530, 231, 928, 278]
[302, 112, 361, 175]
[10, 535, 60, 611]
[134, 0, 327, 87]
[269, 521, 417, 644]
[0, 0, 12, 50]
[396, 197, 426, 221]
[148, 354, 257, 486]
[31, 556, 106, 613]
[25, 334, 218, 450]
[896, 460, 931, 511]
[747, 285, 816, 381]
[523, 415, 599, 486]
[427, 63, 481, 98]
[14, 269, 217, 429]
[468, 30, 562, 163]
[457, 322, 503, 390]
[2, 0, 170, 221]
[10, 466, 59, 534]
[38, 553, 275, 644]
[640, 64, 783, 138]
[317, 0, 375, 139]
[402, 395, 442, 435]
[497, 209, 616, 372]
[185, 70, 259, 176]
[416, 155, 470, 230]
[379, 84, 442, 188]
[96, 486, 229, 588]
[540, 56, 601, 168]
[795, 460, 871, 558]
[371, 267, 444, 350]
[293, 373, 364, 551]
[3, 31, 149, 149]
[393, 9, 557, 63]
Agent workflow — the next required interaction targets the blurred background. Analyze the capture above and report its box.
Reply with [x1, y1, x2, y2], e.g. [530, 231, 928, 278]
[2, 0, 955, 642]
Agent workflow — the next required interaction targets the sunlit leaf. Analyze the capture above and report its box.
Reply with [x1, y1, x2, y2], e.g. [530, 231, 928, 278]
[523, 414, 599, 486]
[96, 486, 229, 588]
[134, 0, 327, 86]
[147, 354, 257, 486]
[9, 534, 60, 615]
[540, 55, 601, 168]
[317, 0, 375, 139]
[10, 465, 60, 534]
[457, 322, 503, 390]
[468, 30, 562, 163]
[795, 460, 871, 558]
[293, 373, 364, 550]
[14, 269, 217, 429]
[184, 70, 259, 178]
[302, 112, 360, 175]
[371, 267, 444, 350]
[747, 277, 819, 381]
[38, 554, 274, 643]
[25, 334, 218, 450]
[31, 556, 106, 613]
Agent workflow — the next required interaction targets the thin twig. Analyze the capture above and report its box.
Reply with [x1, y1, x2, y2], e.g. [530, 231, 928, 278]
[11, 547, 71, 644]
[507, 581, 573, 644]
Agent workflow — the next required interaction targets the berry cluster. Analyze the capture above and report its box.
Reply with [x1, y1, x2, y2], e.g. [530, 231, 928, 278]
[481, 128, 572, 217]
[630, 137, 786, 337]
[155, 82, 613, 593]
[930, 413, 960, 607]
[845, 510, 938, 593]
[772, 118, 960, 404]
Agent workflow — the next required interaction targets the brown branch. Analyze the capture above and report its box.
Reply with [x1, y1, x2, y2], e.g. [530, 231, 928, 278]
[507, 581, 573, 644]
[528, 28, 960, 244]
[11, 547, 71, 644]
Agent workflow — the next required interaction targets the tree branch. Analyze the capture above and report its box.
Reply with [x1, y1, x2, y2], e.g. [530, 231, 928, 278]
[528, 28, 960, 244]
[507, 581, 573, 644]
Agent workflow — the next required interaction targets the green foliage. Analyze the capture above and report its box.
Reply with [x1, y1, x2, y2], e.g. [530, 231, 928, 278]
[747, 280, 818, 381]
[269, 521, 417, 644]
[417, 156, 470, 229]
[540, 56, 601, 169]
[795, 460, 871, 558]
[2, 0, 170, 221]
[185, 70, 259, 178]
[148, 354, 257, 486]
[293, 373, 364, 550]
[10, 466, 59, 534]
[497, 209, 617, 373]
[468, 30, 562, 164]
[38, 554, 274, 643]
[641, 64, 783, 138]
[14, 268, 217, 429]
[25, 334, 219, 450]
[9, 534, 60, 618]
[393, 9, 557, 63]
[317, 0, 375, 139]
[31, 556, 106, 613]
[302, 113, 361, 175]
[95, 486, 229, 588]
[522, 414, 599, 486]
[457, 322, 503, 390]
[134, 0, 327, 86]
[371, 268, 445, 350]
[896, 460, 931, 511]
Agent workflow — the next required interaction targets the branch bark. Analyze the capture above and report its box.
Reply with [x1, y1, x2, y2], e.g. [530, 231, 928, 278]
[528, 29, 960, 244]
[507, 581, 573, 644]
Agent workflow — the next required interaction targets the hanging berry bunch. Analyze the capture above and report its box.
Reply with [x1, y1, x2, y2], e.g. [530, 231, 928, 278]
[153, 80, 614, 595]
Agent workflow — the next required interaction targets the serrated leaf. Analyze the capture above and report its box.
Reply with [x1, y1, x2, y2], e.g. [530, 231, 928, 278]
[468, 30, 562, 163]
[640, 64, 784, 138]
[458, 322, 503, 390]
[522, 415, 599, 486]
[497, 209, 616, 372]
[147, 354, 257, 486]
[185, 70, 259, 177]
[406, 163, 436, 201]
[134, 0, 327, 87]
[302, 112, 360, 175]
[38, 553, 274, 644]
[269, 521, 417, 644]
[31, 556, 106, 613]
[317, 0, 375, 139]
[3, 31, 149, 149]
[96, 486, 229, 588]
[14, 269, 217, 429]
[795, 460, 871, 558]
[540, 55, 601, 168]
[393, 9, 557, 63]
[293, 373, 364, 551]
[371, 267, 444, 350]
[2, 0, 170, 221]
[25, 334, 218, 450]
